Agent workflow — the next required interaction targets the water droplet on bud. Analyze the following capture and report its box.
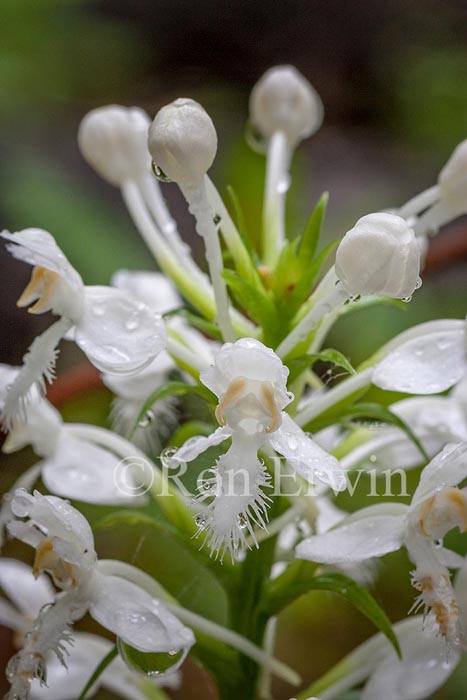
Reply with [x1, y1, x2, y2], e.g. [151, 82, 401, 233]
[152, 162, 172, 182]
[161, 445, 178, 468]
[244, 120, 268, 154]
[118, 639, 188, 678]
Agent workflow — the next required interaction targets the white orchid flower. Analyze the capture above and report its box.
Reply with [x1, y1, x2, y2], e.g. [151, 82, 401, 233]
[5, 489, 195, 700]
[0, 559, 180, 700]
[305, 615, 460, 700]
[173, 338, 345, 559]
[29, 631, 180, 700]
[297, 442, 467, 646]
[0, 228, 166, 427]
[0, 364, 147, 516]
[373, 316, 467, 395]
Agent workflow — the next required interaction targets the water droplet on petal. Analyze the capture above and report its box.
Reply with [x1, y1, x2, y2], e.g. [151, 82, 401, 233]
[138, 409, 155, 429]
[402, 295, 412, 303]
[118, 639, 188, 678]
[244, 120, 268, 154]
[415, 277, 423, 290]
[237, 513, 248, 529]
[195, 514, 207, 528]
[152, 162, 172, 183]
[160, 445, 179, 469]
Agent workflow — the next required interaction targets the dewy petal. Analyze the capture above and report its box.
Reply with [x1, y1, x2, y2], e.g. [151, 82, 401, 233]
[269, 413, 346, 491]
[3, 398, 62, 457]
[89, 573, 195, 654]
[174, 426, 232, 463]
[75, 286, 166, 374]
[201, 338, 291, 409]
[1, 229, 84, 295]
[112, 269, 181, 313]
[0, 559, 54, 620]
[373, 329, 467, 394]
[0, 598, 27, 632]
[361, 618, 460, 700]
[296, 512, 406, 564]
[10, 489, 96, 562]
[102, 350, 175, 400]
[29, 632, 111, 700]
[412, 442, 467, 506]
[41, 435, 147, 506]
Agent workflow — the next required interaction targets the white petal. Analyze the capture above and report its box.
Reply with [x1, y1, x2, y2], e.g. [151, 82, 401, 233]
[373, 329, 467, 394]
[3, 399, 62, 457]
[10, 490, 95, 561]
[269, 414, 346, 491]
[30, 632, 113, 700]
[296, 512, 406, 564]
[41, 435, 146, 506]
[362, 620, 459, 700]
[1, 228, 83, 293]
[0, 558, 54, 619]
[412, 442, 467, 506]
[174, 426, 232, 463]
[75, 286, 166, 374]
[102, 350, 174, 400]
[112, 269, 181, 313]
[89, 573, 195, 654]
[0, 598, 28, 632]
[201, 338, 291, 410]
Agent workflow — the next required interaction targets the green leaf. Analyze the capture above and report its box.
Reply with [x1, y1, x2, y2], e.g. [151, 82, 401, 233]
[164, 308, 222, 340]
[289, 238, 340, 317]
[94, 512, 230, 626]
[287, 348, 356, 383]
[129, 381, 216, 440]
[226, 185, 256, 260]
[169, 420, 216, 447]
[78, 645, 118, 699]
[223, 270, 280, 343]
[338, 402, 429, 462]
[262, 568, 401, 658]
[296, 192, 328, 261]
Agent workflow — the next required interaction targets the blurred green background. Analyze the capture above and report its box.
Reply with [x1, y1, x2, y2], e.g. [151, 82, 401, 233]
[1, 0, 467, 698]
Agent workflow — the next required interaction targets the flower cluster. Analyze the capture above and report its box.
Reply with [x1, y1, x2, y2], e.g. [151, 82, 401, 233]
[1, 64, 467, 700]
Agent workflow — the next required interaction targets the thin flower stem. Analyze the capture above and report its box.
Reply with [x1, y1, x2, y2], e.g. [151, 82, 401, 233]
[138, 174, 211, 290]
[205, 176, 261, 287]
[166, 333, 211, 373]
[277, 270, 348, 358]
[97, 559, 301, 687]
[180, 181, 236, 341]
[413, 199, 453, 237]
[262, 131, 290, 267]
[397, 185, 440, 219]
[122, 180, 254, 337]
[295, 368, 373, 427]
[167, 604, 301, 686]
[122, 181, 215, 317]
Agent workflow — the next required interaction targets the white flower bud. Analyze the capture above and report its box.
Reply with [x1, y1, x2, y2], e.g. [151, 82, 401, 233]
[335, 213, 421, 299]
[78, 105, 151, 186]
[148, 98, 217, 185]
[249, 65, 323, 145]
[438, 139, 467, 214]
